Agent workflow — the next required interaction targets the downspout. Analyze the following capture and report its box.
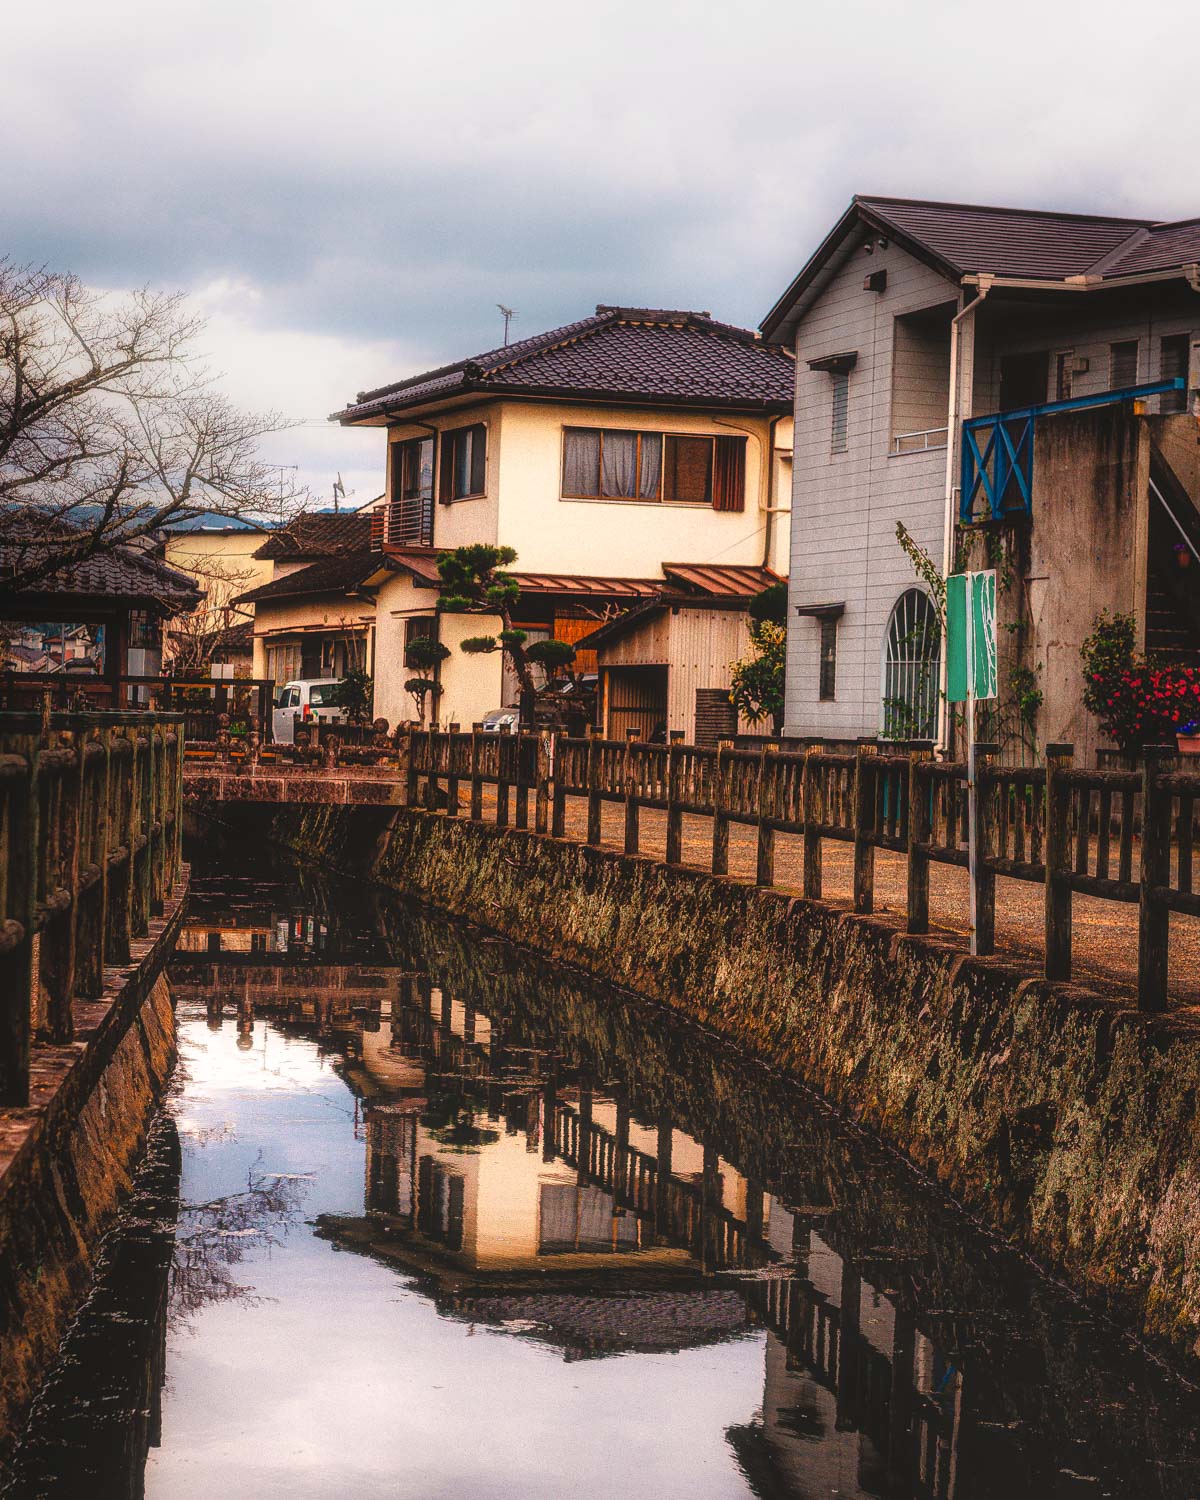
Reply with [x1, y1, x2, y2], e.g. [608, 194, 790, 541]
[710, 414, 787, 570]
[937, 278, 993, 752]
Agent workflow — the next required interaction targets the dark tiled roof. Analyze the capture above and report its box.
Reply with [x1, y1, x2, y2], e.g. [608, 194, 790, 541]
[254, 512, 372, 560]
[762, 194, 1200, 337]
[860, 196, 1148, 279]
[336, 307, 795, 421]
[1, 534, 202, 614]
[237, 551, 386, 605]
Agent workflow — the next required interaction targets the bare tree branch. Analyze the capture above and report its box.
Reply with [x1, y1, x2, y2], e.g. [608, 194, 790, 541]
[0, 259, 305, 591]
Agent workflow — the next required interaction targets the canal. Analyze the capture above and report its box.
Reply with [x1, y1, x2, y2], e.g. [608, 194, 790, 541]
[5, 832, 1200, 1499]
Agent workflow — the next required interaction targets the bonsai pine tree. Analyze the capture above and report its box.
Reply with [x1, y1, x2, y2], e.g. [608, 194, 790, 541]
[436, 544, 574, 727]
[404, 635, 451, 725]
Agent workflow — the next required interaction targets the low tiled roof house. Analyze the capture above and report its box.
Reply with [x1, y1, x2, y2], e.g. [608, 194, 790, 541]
[334, 307, 794, 731]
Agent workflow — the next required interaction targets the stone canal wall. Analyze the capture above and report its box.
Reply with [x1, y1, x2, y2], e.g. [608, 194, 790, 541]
[0, 883, 185, 1462]
[259, 803, 1200, 1363]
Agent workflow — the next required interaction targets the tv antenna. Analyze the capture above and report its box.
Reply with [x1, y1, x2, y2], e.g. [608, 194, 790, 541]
[497, 304, 516, 346]
[332, 472, 346, 512]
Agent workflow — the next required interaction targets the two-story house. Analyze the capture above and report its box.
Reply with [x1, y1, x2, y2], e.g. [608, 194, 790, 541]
[763, 196, 1200, 762]
[333, 306, 794, 734]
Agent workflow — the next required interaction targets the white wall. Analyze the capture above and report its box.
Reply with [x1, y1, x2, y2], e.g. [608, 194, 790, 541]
[493, 400, 790, 578]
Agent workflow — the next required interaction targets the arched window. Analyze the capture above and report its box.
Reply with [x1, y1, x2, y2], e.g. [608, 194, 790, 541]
[881, 589, 941, 740]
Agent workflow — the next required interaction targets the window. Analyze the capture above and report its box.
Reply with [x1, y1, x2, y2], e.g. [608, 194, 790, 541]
[309, 685, 338, 708]
[890, 303, 954, 452]
[266, 642, 301, 685]
[388, 436, 435, 545]
[1110, 339, 1139, 390]
[882, 589, 941, 740]
[439, 423, 486, 502]
[819, 616, 837, 700]
[1161, 333, 1190, 414]
[831, 371, 849, 453]
[561, 427, 744, 509]
[403, 615, 436, 668]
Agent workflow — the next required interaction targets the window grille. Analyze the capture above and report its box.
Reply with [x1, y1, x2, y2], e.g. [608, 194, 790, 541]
[831, 372, 849, 453]
[881, 589, 940, 740]
[818, 616, 837, 700]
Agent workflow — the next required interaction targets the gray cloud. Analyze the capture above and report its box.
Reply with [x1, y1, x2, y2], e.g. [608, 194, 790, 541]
[2, 0, 1195, 499]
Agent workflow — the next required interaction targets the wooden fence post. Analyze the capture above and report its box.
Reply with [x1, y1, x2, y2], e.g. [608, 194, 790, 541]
[470, 724, 484, 821]
[906, 741, 933, 933]
[496, 727, 511, 829]
[424, 723, 438, 811]
[756, 743, 778, 887]
[972, 741, 999, 955]
[552, 736, 568, 838]
[802, 740, 823, 900]
[535, 731, 552, 834]
[852, 739, 877, 914]
[1044, 741, 1075, 982]
[665, 731, 684, 866]
[446, 723, 460, 815]
[1138, 743, 1173, 1011]
[515, 731, 532, 830]
[0, 731, 37, 1105]
[403, 726, 418, 807]
[586, 728, 602, 846]
[623, 728, 640, 855]
[711, 739, 732, 876]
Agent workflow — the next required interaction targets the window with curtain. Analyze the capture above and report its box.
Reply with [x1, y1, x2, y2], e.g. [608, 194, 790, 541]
[439, 423, 487, 501]
[562, 427, 743, 509]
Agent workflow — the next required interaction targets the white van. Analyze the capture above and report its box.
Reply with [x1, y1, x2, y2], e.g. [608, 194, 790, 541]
[272, 679, 346, 744]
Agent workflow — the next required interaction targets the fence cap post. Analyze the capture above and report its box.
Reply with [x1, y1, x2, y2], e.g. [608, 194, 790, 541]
[626, 727, 640, 741]
[669, 730, 684, 744]
[1045, 742, 1075, 762]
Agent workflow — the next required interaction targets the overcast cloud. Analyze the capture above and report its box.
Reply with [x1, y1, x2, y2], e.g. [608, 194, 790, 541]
[5, 0, 1195, 506]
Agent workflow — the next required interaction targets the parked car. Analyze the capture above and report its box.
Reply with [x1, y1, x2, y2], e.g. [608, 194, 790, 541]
[272, 679, 346, 744]
[480, 706, 520, 733]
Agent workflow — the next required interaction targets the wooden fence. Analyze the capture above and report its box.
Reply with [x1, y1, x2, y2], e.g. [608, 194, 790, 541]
[0, 710, 186, 1106]
[403, 725, 1200, 1013]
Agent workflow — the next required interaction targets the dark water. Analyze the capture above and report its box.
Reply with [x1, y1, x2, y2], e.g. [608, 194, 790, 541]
[6, 836, 1200, 1499]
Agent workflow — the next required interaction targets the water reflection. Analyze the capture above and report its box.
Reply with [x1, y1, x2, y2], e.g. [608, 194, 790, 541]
[7, 844, 1200, 1499]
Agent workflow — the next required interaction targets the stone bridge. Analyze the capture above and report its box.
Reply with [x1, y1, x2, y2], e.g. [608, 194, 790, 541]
[184, 763, 404, 805]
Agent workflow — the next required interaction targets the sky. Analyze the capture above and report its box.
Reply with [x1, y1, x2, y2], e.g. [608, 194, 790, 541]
[5, 0, 1195, 509]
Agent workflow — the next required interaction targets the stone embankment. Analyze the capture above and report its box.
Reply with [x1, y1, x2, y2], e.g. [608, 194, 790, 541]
[251, 802, 1200, 1364]
[0, 884, 185, 1461]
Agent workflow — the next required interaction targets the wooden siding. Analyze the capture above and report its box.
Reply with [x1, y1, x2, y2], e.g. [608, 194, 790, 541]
[787, 236, 957, 739]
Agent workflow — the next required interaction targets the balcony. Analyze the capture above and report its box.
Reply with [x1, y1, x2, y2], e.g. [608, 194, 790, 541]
[959, 379, 1187, 524]
[374, 494, 433, 548]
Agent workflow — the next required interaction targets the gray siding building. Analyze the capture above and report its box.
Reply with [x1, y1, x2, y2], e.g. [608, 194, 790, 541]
[763, 196, 1200, 760]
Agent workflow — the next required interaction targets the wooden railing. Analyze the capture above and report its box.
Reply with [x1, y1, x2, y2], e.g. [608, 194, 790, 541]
[0, 710, 185, 1105]
[402, 725, 1200, 1012]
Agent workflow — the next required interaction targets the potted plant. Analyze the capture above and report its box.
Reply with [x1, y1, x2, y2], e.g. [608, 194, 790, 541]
[1178, 719, 1200, 755]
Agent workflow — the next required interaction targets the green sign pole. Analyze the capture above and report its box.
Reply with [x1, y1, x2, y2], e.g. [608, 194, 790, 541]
[946, 570, 997, 955]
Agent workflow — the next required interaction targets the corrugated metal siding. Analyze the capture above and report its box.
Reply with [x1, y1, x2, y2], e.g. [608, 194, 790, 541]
[666, 608, 751, 741]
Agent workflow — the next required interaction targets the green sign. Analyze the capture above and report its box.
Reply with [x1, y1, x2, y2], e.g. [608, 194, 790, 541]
[946, 570, 997, 703]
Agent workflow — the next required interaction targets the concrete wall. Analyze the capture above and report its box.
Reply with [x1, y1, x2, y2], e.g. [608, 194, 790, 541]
[786, 237, 957, 739]
[0, 883, 185, 1459]
[372, 570, 503, 729]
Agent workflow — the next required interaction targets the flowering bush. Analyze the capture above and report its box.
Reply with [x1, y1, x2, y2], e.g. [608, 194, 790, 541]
[1081, 610, 1200, 752]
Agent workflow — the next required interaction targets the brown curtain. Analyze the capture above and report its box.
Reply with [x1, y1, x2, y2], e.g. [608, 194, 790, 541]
[713, 435, 746, 511]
